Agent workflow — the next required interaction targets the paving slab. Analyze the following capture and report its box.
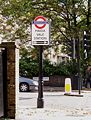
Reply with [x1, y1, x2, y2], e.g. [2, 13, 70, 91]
[14, 91, 91, 120]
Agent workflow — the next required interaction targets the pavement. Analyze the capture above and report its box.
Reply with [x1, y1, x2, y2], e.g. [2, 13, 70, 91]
[14, 88, 91, 120]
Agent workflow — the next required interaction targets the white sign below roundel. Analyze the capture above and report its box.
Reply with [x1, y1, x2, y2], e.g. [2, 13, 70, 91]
[31, 16, 50, 46]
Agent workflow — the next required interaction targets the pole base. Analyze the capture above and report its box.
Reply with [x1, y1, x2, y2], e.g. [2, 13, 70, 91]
[64, 93, 83, 97]
[37, 98, 44, 108]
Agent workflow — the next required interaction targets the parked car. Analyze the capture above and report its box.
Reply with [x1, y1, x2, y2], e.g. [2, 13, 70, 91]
[19, 77, 38, 92]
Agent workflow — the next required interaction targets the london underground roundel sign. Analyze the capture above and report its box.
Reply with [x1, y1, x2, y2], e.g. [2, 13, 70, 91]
[34, 16, 46, 29]
[32, 16, 50, 45]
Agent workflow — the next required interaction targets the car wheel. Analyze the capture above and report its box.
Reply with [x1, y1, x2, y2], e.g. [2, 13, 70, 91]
[19, 83, 29, 92]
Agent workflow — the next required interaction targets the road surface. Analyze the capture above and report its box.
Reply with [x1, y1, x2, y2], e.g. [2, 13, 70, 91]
[16, 91, 91, 120]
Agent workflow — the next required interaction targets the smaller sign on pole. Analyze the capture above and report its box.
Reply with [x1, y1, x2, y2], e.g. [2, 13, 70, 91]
[32, 16, 50, 45]
[33, 77, 49, 81]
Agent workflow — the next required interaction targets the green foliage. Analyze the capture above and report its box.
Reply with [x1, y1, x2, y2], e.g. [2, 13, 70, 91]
[0, 0, 88, 45]
[0, 0, 91, 77]
[20, 50, 77, 77]
[43, 59, 55, 76]
[19, 47, 39, 77]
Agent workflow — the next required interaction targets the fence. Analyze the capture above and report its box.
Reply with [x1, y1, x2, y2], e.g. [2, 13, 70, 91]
[44, 75, 79, 90]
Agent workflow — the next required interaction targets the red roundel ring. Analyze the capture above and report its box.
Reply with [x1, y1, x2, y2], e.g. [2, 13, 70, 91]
[34, 16, 46, 29]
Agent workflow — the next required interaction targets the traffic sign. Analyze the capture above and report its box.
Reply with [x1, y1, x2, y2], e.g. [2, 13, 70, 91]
[31, 16, 50, 45]
[34, 16, 46, 29]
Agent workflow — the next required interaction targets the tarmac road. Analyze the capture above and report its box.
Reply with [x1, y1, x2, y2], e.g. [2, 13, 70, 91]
[16, 91, 91, 120]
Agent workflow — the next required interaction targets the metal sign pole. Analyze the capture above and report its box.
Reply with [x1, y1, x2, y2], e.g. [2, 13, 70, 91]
[32, 16, 50, 108]
[37, 46, 44, 108]
[77, 38, 81, 94]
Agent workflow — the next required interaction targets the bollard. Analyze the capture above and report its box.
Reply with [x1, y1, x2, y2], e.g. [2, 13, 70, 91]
[64, 78, 72, 95]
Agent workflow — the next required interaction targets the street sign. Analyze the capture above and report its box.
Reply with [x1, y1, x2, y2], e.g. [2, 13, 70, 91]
[31, 16, 50, 45]
[33, 77, 49, 81]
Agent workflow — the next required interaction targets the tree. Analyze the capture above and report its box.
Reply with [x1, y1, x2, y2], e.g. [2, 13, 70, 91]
[0, 0, 91, 77]
[0, 0, 87, 46]
[19, 47, 39, 77]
